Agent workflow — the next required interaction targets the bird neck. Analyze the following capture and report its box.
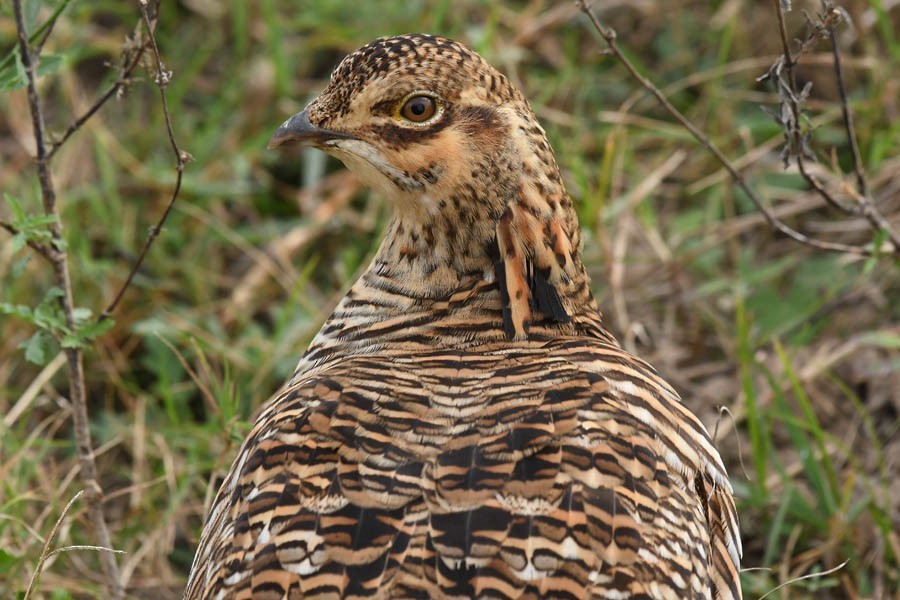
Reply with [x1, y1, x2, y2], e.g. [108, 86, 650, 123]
[369, 214, 499, 296]
[292, 190, 609, 380]
[356, 99, 605, 335]
[363, 192, 602, 339]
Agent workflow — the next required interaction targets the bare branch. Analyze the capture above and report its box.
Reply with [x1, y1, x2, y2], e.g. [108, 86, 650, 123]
[769, 0, 899, 251]
[47, 37, 150, 159]
[101, 0, 190, 320]
[821, 3, 900, 250]
[12, 0, 124, 597]
[577, 1, 875, 256]
[769, 0, 859, 215]
[826, 9, 866, 198]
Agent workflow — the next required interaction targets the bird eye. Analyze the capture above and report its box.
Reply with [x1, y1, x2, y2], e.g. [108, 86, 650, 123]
[400, 95, 437, 123]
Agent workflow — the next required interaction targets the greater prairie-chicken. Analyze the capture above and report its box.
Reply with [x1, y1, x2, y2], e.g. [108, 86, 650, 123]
[185, 34, 742, 599]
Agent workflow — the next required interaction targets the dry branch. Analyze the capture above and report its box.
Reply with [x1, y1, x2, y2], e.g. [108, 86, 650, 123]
[767, 0, 899, 251]
[101, 0, 191, 319]
[577, 0, 896, 257]
[8, 1, 186, 597]
[11, 0, 124, 595]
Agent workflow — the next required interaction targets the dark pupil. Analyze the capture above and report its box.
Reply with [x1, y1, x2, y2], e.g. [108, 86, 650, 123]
[410, 99, 427, 115]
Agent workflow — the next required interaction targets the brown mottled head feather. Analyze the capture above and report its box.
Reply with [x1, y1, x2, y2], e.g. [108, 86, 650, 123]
[186, 34, 742, 600]
[287, 34, 593, 342]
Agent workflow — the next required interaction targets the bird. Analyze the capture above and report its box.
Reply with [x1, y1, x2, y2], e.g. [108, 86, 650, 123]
[184, 34, 742, 599]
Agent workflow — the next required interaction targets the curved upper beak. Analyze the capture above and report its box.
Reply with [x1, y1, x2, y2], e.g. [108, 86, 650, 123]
[267, 109, 356, 150]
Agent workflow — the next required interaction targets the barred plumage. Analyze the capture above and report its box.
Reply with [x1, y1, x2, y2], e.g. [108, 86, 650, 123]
[185, 34, 742, 599]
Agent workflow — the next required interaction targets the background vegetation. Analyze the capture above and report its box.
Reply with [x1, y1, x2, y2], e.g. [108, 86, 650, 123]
[1, 1, 898, 598]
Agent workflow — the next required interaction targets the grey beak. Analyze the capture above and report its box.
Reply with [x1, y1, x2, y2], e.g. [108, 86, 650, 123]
[267, 109, 355, 149]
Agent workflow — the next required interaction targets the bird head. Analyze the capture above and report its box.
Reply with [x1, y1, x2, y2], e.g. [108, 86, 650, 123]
[269, 34, 591, 339]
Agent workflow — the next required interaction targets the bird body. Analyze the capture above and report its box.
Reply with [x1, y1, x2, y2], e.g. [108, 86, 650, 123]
[185, 34, 741, 599]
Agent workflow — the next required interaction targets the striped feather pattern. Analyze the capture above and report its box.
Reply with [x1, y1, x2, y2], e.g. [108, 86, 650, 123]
[187, 284, 741, 599]
[185, 34, 741, 599]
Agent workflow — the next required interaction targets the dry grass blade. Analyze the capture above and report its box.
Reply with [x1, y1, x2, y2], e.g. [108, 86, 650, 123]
[3, 351, 66, 427]
[23, 490, 84, 599]
[758, 559, 850, 600]
[23, 490, 125, 600]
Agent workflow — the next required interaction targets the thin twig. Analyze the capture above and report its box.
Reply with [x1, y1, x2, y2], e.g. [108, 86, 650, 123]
[771, 0, 860, 216]
[823, 6, 900, 250]
[14, 3, 58, 218]
[770, 0, 900, 251]
[47, 38, 150, 159]
[827, 19, 866, 197]
[758, 559, 850, 599]
[101, 0, 189, 320]
[12, 1, 124, 598]
[33, 0, 65, 57]
[713, 405, 750, 481]
[577, 1, 873, 256]
[774, 1, 796, 72]
[0, 220, 59, 262]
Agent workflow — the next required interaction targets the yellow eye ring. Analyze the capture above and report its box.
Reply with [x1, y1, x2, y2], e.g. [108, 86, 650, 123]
[399, 94, 439, 123]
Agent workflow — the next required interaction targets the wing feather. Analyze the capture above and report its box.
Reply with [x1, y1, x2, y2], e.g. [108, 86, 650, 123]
[185, 343, 741, 599]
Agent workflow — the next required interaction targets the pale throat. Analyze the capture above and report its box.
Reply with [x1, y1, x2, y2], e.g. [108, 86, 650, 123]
[333, 131, 517, 295]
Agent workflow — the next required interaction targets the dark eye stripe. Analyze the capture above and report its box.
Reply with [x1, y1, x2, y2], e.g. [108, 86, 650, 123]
[369, 108, 454, 148]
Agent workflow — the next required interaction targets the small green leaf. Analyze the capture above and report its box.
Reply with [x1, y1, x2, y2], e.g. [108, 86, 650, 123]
[3, 193, 25, 222]
[0, 302, 33, 321]
[24, 0, 42, 36]
[33, 302, 65, 330]
[21, 330, 54, 365]
[0, 52, 64, 91]
[79, 317, 115, 340]
[42, 286, 64, 303]
[1, 195, 59, 255]
[24, 215, 57, 228]
[24, 287, 68, 333]
[0, 547, 18, 575]
[862, 332, 900, 350]
[864, 229, 888, 274]
[11, 233, 27, 253]
[62, 316, 115, 348]
[16, 47, 26, 84]
[0, 48, 24, 90]
[863, 256, 877, 275]
[60, 333, 83, 349]
[11, 255, 31, 277]
[72, 307, 92, 323]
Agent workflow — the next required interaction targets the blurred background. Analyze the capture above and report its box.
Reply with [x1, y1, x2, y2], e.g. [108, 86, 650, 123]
[1, 1, 898, 598]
